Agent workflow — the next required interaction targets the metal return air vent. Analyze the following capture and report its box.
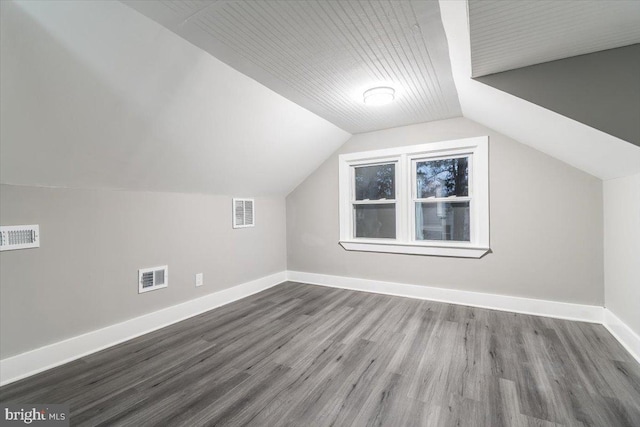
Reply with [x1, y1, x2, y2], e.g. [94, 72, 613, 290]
[0, 225, 40, 251]
[233, 198, 255, 228]
[138, 265, 168, 294]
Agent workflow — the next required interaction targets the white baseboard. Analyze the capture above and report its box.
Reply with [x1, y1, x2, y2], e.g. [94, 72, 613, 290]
[287, 271, 640, 364]
[603, 309, 640, 364]
[0, 271, 286, 386]
[3, 271, 637, 386]
[286, 271, 604, 323]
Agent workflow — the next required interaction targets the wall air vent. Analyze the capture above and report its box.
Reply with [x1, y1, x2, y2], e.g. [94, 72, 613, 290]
[233, 198, 255, 228]
[138, 265, 168, 293]
[0, 225, 40, 251]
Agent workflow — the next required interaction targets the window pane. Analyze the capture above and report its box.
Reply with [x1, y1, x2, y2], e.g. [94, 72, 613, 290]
[415, 202, 470, 241]
[355, 164, 395, 200]
[354, 204, 396, 239]
[416, 157, 469, 198]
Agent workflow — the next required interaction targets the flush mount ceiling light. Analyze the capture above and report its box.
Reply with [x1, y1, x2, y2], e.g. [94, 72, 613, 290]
[363, 86, 395, 106]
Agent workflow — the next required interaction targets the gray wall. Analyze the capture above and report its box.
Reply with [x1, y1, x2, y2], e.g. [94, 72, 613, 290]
[287, 117, 604, 305]
[604, 173, 640, 336]
[476, 44, 640, 146]
[0, 185, 286, 358]
[0, 0, 292, 359]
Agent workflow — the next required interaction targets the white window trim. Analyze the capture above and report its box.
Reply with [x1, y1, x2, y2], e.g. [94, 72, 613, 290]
[338, 136, 490, 258]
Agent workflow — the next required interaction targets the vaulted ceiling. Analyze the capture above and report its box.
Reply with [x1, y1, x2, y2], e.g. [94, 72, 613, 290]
[123, 0, 640, 178]
[122, 0, 462, 134]
[475, 44, 640, 146]
[0, 0, 350, 196]
[440, 0, 640, 180]
[467, 0, 640, 147]
[468, 0, 640, 77]
[2, 0, 639, 199]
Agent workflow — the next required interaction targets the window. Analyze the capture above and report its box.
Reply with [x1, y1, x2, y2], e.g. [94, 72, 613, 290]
[353, 163, 396, 239]
[338, 136, 489, 258]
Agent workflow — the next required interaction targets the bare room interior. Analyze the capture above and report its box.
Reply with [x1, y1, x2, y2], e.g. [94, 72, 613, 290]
[1, 0, 639, 425]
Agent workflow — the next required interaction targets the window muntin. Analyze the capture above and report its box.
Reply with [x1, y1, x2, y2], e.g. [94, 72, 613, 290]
[338, 137, 489, 258]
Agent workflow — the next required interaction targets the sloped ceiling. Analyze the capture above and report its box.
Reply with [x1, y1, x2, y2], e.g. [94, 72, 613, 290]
[468, 0, 640, 77]
[476, 45, 640, 146]
[440, 0, 640, 180]
[122, 0, 462, 134]
[2, 0, 639, 199]
[0, 0, 350, 196]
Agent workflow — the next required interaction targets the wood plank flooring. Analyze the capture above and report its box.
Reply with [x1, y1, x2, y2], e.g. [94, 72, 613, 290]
[1, 282, 639, 426]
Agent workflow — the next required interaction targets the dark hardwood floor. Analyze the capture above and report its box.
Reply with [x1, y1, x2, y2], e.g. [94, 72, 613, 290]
[1, 282, 639, 426]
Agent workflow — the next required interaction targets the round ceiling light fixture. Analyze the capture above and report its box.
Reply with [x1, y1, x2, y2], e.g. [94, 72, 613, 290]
[363, 86, 395, 106]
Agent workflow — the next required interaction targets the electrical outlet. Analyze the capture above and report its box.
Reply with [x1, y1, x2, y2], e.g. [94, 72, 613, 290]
[195, 273, 204, 287]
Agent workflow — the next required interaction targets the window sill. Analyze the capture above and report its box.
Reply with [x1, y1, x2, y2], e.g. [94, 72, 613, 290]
[339, 240, 491, 259]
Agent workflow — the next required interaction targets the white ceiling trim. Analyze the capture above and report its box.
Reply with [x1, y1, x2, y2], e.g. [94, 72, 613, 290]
[439, 0, 640, 181]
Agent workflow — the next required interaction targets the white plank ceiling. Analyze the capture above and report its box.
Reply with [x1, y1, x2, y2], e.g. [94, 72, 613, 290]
[123, 0, 462, 134]
[468, 0, 640, 77]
